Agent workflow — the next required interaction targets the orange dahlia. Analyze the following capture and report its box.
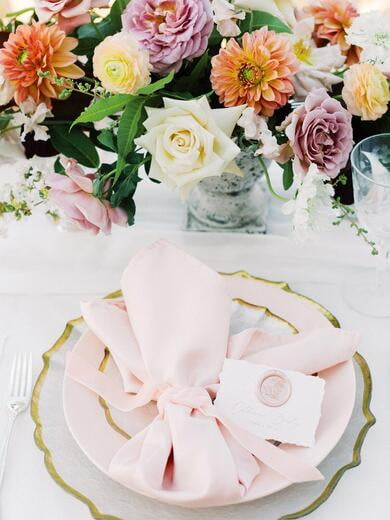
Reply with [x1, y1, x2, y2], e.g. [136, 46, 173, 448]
[0, 22, 84, 108]
[301, 0, 359, 64]
[211, 27, 299, 116]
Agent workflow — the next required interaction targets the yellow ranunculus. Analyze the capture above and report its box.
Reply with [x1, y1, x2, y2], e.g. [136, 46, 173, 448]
[342, 63, 390, 121]
[93, 31, 151, 95]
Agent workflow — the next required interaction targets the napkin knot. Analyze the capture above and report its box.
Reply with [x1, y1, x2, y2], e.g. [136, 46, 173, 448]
[157, 386, 212, 416]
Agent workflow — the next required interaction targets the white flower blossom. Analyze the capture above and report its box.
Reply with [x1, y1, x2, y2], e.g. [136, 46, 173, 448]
[0, 123, 25, 164]
[237, 107, 280, 159]
[282, 163, 337, 241]
[212, 0, 246, 37]
[13, 98, 52, 142]
[0, 65, 15, 106]
[0, 155, 56, 237]
[346, 11, 390, 74]
[291, 17, 346, 99]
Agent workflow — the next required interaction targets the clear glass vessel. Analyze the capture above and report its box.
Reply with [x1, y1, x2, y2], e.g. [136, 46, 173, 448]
[344, 133, 390, 317]
[186, 148, 269, 233]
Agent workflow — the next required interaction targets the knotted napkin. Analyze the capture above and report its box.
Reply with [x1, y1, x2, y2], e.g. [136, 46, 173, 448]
[66, 241, 357, 507]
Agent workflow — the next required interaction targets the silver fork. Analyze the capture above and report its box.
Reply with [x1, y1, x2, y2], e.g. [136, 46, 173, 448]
[0, 353, 33, 487]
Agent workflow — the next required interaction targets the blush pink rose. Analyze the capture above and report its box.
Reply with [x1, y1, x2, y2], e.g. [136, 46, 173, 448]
[121, 0, 213, 74]
[46, 159, 127, 234]
[35, 0, 108, 34]
[285, 88, 353, 178]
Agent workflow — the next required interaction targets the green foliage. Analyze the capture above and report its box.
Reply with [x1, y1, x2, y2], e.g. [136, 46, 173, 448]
[97, 129, 117, 152]
[54, 157, 65, 174]
[281, 161, 294, 190]
[240, 11, 292, 34]
[137, 71, 175, 95]
[49, 125, 100, 168]
[72, 94, 134, 126]
[0, 114, 13, 132]
[110, 0, 131, 31]
[116, 97, 146, 182]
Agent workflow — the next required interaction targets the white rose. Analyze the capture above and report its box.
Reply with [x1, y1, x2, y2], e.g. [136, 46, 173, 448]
[0, 65, 15, 106]
[233, 0, 296, 28]
[135, 97, 245, 199]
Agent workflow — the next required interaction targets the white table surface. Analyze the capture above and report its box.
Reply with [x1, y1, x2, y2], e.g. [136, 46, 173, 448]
[0, 173, 388, 520]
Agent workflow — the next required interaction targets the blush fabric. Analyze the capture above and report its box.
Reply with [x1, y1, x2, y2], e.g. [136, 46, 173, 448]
[65, 240, 358, 507]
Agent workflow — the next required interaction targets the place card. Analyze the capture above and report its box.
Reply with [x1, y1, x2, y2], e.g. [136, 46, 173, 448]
[215, 359, 325, 447]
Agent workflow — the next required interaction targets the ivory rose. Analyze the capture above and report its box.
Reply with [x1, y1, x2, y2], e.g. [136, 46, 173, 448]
[342, 63, 390, 121]
[35, 0, 108, 34]
[135, 97, 245, 198]
[93, 32, 151, 95]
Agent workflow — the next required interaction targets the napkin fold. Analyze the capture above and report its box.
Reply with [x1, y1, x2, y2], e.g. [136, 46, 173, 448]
[66, 240, 358, 507]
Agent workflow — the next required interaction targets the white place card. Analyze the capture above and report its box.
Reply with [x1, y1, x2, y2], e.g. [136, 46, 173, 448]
[215, 359, 325, 447]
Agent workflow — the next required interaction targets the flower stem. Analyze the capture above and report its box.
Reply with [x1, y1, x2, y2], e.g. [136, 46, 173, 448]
[332, 198, 379, 255]
[258, 156, 289, 203]
[0, 125, 22, 136]
[5, 7, 35, 17]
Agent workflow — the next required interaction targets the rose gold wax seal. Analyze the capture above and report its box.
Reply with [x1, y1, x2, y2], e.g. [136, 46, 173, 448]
[256, 370, 292, 407]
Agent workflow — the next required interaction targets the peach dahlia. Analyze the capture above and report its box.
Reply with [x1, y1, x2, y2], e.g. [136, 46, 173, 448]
[211, 27, 299, 116]
[301, 0, 359, 64]
[0, 22, 84, 108]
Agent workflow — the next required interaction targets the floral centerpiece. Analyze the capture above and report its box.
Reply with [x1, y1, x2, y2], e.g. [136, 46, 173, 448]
[0, 0, 389, 244]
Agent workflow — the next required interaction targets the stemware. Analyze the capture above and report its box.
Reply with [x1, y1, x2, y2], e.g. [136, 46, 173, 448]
[344, 133, 390, 317]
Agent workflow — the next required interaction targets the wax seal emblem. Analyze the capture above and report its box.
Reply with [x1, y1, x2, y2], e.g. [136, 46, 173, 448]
[257, 370, 292, 407]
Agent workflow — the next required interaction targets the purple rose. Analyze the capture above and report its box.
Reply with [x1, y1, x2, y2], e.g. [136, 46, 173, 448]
[121, 0, 213, 74]
[285, 88, 353, 178]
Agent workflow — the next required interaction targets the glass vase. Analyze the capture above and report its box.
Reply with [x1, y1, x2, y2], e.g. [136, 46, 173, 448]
[186, 148, 269, 233]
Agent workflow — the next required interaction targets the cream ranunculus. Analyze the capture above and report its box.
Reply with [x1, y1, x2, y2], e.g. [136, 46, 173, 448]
[135, 97, 245, 198]
[93, 31, 151, 95]
[233, 0, 296, 27]
[342, 63, 390, 121]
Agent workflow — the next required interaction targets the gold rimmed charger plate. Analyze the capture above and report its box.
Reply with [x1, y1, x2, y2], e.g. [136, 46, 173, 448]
[31, 273, 375, 520]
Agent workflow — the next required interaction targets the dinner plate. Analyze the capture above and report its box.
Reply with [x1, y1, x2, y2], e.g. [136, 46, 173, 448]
[62, 272, 356, 505]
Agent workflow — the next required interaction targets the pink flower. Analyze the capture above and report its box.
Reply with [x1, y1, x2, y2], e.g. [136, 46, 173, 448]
[121, 0, 213, 74]
[46, 159, 127, 234]
[284, 88, 353, 178]
[35, 0, 108, 34]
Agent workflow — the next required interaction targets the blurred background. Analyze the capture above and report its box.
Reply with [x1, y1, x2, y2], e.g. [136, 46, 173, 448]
[1, 0, 389, 16]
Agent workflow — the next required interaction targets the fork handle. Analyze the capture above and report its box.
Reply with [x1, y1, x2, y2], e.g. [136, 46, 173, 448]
[0, 409, 17, 488]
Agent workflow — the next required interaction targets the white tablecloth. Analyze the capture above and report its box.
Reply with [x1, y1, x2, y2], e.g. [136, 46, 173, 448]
[0, 177, 388, 520]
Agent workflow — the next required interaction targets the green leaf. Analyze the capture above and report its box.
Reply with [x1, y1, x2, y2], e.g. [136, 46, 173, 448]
[0, 114, 12, 131]
[190, 51, 209, 81]
[49, 125, 100, 168]
[110, 163, 140, 207]
[110, 0, 130, 31]
[250, 11, 292, 34]
[74, 37, 99, 56]
[208, 26, 223, 47]
[72, 94, 134, 127]
[77, 18, 115, 41]
[54, 157, 65, 174]
[282, 160, 294, 190]
[97, 129, 117, 152]
[115, 97, 145, 182]
[137, 71, 175, 95]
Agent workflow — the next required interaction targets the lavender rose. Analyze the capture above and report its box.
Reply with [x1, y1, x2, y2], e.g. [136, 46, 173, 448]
[284, 88, 353, 178]
[121, 0, 213, 74]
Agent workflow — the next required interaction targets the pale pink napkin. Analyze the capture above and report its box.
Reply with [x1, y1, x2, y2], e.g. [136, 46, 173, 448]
[66, 241, 358, 507]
